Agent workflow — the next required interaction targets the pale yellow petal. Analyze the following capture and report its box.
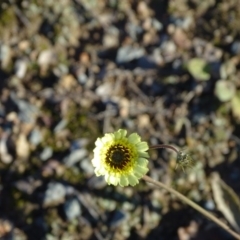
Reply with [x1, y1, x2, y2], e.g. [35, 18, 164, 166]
[109, 175, 119, 186]
[127, 174, 139, 186]
[102, 134, 113, 143]
[95, 168, 105, 176]
[128, 133, 141, 144]
[119, 175, 129, 187]
[91, 158, 99, 167]
[138, 151, 149, 158]
[114, 131, 121, 139]
[134, 165, 149, 175]
[118, 129, 127, 138]
[133, 170, 143, 178]
[95, 138, 103, 147]
[137, 157, 148, 166]
[137, 142, 149, 151]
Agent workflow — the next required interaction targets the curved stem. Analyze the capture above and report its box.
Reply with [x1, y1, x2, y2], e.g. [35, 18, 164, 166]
[143, 175, 240, 240]
[150, 144, 179, 154]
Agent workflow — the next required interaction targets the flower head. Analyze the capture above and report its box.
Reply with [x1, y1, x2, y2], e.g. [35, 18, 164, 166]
[92, 129, 149, 187]
[176, 150, 195, 171]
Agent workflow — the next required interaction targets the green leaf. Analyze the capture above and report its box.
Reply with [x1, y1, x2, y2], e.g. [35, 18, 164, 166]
[215, 80, 236, 102]
[186, 58, 210, 81]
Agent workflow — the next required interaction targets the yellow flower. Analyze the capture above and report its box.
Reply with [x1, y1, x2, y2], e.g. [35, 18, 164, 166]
[92, 129, 149, 187]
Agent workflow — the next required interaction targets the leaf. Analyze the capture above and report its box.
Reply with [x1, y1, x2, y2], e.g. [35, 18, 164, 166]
[186, 58, 210, 81]
[211, 172, 240, 232]
[215, 80, 236, 102]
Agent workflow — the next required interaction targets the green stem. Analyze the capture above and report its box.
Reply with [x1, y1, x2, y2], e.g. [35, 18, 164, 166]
[143, 175, 240, 240]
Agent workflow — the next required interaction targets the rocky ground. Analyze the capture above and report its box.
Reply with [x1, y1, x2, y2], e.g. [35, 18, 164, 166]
[0, 0, 240, 239]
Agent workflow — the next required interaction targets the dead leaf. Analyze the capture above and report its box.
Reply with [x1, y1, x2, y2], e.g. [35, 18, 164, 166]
[211, 172, 240, 232]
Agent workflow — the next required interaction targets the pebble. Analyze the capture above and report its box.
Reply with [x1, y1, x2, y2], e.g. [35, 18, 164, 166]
[70, 138, 89, 151]
[126, 22, 143, 41]
[15, 59, 28, 79]
[231, 41, 240, 55]
[43, 182, 66, 207]
[116, 46, 145, 64]
[29, 128, 43, 146]
[204, 200, 215, 210]
[64, 198, 82, 221]
[10, 93, 39, 123]
[63, 149, 88, 166]
[0, 44, 12, 69]
[80, 158, 94, 175]
[96, 82, 114, 98]
[40, 147, 53, 161]
[54, 119, 67, 133]
[37, 49, 57, 68]
[16, 134, 30, 159]
[109, 210, 127, 228]
[0, 137, 13, 164]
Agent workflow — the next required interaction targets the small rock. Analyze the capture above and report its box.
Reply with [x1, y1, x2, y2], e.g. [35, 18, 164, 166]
[126, 22, 143, 41]
[116, 46, 145, 64]
[231, 41, 240, 55]
[0, 44, 12, 70]
[0, 219, 13, 239]
[103, 27, 119, 48]
[64, 198, 82, 221]
[70, 138, 89, 151]
[29, 128, 43, 146]
[137, 114, 150, 128]
[54, 119, 67, 133]
[172, 28, 191, 49]
[87, 176, 106, 189]
[59, 74, 77, 91]
[63, 149, 88, 166]
[43, 182, 66, 207]
[0, 137, 13, 164]
[16, 134, 30, 159]
[80, 158, 94, 175]
[137, 1, 152, 19]
[38, 49, 56, 67]
[204, 200, 215, 210]
[96, 82, 114, 98]
[15, 59, 28, 79]
[10, 93, 39, 123]
[40, 147, 53, 161]
[109, 210, 127, 228]
[15, 179, 41, 195]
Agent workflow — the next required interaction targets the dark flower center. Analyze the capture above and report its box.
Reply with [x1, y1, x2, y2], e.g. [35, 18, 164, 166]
[105, 144, 131, 170]
[112, 150, 124, 162]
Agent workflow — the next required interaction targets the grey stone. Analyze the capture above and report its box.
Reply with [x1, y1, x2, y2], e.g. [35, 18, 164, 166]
[80, 158, 94, 175]
[10, 93, 39, 123]
[29, 128, 43, 146]
[64, 198, 82, 221]
[109, 210, 127, 227]
[116, 46, 145, 64]
[63, 149, 87, 166]
[54, 119, 67, 133]
[44, 182, 66, 206]
[40, 147, 53, 161]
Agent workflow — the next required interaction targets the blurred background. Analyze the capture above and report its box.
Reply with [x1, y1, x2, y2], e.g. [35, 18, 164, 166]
[0, 0, 240, 239]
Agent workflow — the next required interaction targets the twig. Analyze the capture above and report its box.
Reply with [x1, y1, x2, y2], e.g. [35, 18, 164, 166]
[143, 175, 240, 240]
[150, 144, 179, 154]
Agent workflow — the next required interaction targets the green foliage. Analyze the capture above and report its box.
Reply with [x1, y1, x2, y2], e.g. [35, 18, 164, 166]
[186, 58, 211, 81]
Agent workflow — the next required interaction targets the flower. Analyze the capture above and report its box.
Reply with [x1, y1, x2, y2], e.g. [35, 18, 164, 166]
[92, 129, 149, 187]
[176, 150, 195, 171]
